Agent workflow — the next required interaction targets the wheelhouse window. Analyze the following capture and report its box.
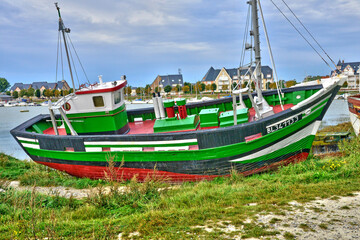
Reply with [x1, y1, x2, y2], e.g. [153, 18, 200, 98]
[93, 96, 104, 107]
[114, 90, 121, 104]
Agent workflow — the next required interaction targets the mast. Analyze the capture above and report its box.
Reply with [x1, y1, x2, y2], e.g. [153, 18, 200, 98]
[55, 3, 76, 92]
[250, 0, 263, 99]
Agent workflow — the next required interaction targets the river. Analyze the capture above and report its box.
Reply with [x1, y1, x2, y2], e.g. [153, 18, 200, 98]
[0, 99, 350, 160]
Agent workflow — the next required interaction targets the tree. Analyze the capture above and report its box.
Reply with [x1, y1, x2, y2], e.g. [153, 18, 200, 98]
[184, 82, 192, 87]
[135, 87, 141, 96]
[342, 81, 348, 88]
[175, 84, 181, 92]
[266, 82, 271, 90]
[5, 91, 11, 96]
[0, 77, 10, 92]
[19, 89, 27, 97]
[211, 83, 217, 92]
[164, 85, 172, 93]
[222, 85, 228, 91]
[269, 82, 277, 89]
[35, 89, 41, 98]
[242, 81, 248, 89]
[54, 89, 61, 97]
[145, 85, 151, 95]
[232, 82, 237, 90]
[200, 83, 206, 92]
[125, 86, 132, 96]
[12, 91, 18, 99]
[154, 86, 159, 93]
[27, 87, 35, 97]
[286, 80, 297, 88]
[182, 85, 190, 93]
[63, 90, 69, 96]
[44, 89, 52, 98]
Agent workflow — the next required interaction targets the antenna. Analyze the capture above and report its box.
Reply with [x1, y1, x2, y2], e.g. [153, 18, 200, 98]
[178, 68, 182, 75]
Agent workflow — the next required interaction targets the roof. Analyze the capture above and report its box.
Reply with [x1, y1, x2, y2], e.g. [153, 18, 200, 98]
[336, 61, 360, 72]
[159, 74, 183, 87]
[0, 94, 12, 99]
[10, 83, 24, 91]
[202, 66, 273, 82]
[32, 82, 48, 89]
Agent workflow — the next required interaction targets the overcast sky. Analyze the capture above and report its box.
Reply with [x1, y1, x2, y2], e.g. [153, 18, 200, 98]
[1, 0, 360, 88]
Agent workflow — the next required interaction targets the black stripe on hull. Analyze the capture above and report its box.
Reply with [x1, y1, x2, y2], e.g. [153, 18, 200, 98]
[30, 149, 310, 176]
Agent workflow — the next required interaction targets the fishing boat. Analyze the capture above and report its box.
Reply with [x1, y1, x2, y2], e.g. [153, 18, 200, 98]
[347, 95, 360, 135]
[11, 1, 346, 181]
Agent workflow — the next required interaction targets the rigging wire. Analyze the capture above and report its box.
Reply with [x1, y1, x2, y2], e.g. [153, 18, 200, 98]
[280, 0, 338, 69]
[67, 34, 91, 85]
[269, 0, 334, 72]
[258, 0, 284, 109]
[66, 33, 81, 88]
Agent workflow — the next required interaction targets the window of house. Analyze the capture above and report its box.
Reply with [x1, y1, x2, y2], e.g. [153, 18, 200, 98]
[93, 96, 105, 107]
[114, 90, 121, 104]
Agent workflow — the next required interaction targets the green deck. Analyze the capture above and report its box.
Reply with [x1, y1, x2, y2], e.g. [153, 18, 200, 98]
[153, 115, 199, 133]
[219, 108, 249, 127]
[199, 108, 219, 128]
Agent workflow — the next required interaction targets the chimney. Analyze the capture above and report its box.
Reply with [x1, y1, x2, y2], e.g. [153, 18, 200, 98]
[342, 60, 345, 64]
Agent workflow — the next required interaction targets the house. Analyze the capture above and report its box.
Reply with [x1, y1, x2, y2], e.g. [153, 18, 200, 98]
[202, 66, 273, 92]
[10, 80, 71, 95]
[151, 74, 184, 93]
[331, 60, 360, 88]
[0, 94, 12, 102]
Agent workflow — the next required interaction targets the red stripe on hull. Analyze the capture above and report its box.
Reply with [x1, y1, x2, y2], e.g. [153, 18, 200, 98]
[35, 152, 308, 182]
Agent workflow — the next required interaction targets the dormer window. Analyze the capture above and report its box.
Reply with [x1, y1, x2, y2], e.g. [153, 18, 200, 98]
[93, 96, 105, 107]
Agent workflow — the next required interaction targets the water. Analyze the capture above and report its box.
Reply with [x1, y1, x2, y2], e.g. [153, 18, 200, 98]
[0, 100, 350, 160]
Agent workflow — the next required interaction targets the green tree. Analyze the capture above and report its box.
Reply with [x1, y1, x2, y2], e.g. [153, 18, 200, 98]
[154, 86, 159, 93]
[266, 82, 271, 90]
[182, 85, 190, 93]
[5, 91, 11, 96]
[136, 87, 141, 96]
[35, 89, 41, 98]
[200, 83, 206, 92]
[232, 82, 237, 90]
[0, 77, 10, 92]
[211, 83, 217, 92]
[63, 90, 69, 96]
[54, 89, 61, 97]
[19, 89, 27, 97]
[175, 84, 181, 92]
[145, 85, 151, 95]
[44, 89, 52, 98]
[12, 91, 18, 99]
[164, 85, 172, 93]
[286, 80, 297, 88]
[125, 86, 132, 96]
[27, 87, 35, 97]
[205, 84, 211, 91]
[342, 81, 348, 88]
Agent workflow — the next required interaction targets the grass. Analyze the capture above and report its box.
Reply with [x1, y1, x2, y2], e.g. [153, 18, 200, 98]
[0, 137, 359, 239]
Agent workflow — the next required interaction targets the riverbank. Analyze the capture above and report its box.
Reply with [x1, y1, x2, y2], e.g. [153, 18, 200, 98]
[1, 137, 360, 239]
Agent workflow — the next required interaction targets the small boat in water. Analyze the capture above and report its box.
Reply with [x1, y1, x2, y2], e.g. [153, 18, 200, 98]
[11, 2, 346, 182]
[4, 101, 18, 107]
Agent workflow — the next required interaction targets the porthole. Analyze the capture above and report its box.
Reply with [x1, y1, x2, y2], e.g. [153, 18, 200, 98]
[296, 95, 301, 99]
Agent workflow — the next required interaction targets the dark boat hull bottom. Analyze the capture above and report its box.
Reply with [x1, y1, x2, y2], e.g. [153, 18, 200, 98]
[34, 152, 309, 182]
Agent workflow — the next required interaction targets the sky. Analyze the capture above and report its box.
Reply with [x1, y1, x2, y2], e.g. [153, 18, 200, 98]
[1, 0, 360, 88]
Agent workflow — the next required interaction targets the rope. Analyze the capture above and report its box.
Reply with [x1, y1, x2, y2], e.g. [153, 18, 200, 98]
[67, 34, 91, 84]
[269, 0, 334, 72]
[66, 33, 80, 88]
[258, 0, 284, 110]
[280, 0, 338, 69]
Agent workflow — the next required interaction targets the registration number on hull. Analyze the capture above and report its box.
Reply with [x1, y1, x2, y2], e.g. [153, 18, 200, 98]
[266, 114, 302, 134]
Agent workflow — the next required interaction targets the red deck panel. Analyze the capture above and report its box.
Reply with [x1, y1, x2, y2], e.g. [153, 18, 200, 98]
[43, 127, 67, 135]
